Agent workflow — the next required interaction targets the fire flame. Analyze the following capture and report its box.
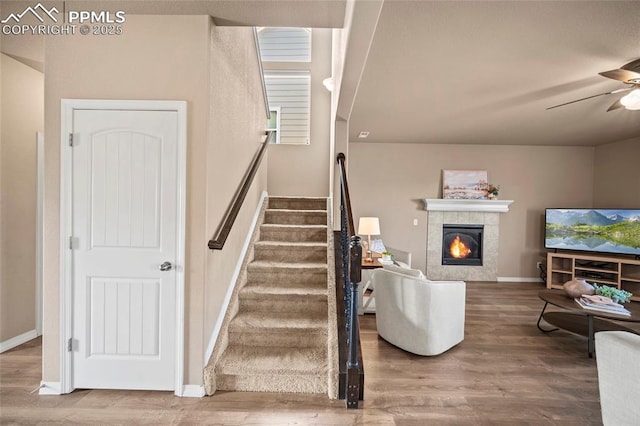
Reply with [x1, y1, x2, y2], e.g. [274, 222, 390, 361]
[450, 235, 471, 258]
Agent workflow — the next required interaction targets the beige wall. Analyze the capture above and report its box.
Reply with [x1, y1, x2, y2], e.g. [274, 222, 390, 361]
[203, 24, 269, 371]
[42, 15, 267, 387]
[266, 29, 332, 197]
[593, 137, 640, 208]
[349, 143, 595, 278]
[1, 54, 43, 343]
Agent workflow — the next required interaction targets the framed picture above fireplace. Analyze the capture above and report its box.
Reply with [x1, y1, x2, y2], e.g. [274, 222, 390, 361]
[442, 170, 488, 200]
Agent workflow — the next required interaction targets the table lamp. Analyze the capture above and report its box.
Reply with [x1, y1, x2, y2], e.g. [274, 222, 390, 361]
[358, 217, 380, 262]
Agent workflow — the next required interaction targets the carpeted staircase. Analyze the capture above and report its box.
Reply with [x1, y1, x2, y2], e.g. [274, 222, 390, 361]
[205, 196, 337, 396]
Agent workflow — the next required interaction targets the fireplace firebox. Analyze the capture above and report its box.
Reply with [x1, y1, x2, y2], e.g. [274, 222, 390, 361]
[442, 225, 483, 266]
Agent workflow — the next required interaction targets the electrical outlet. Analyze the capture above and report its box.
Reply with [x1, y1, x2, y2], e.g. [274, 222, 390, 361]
[536, 261, 542, 269]
[413, 219, 418, 226]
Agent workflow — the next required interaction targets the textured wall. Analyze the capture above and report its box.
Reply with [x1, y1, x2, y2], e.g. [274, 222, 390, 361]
[203, 24, 269, 373]
[593, 137, 640, 208]
[0, 54, 43, 343]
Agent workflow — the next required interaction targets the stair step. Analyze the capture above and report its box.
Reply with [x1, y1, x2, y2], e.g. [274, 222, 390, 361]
[215, 345, 328, 393]
[228, 326, 327, 348]
[229, 310, 327, 330]
[240, 284, 327, 297]
[238, 293, 327, 314]
[268, 197, 327, 211]
[260, 224, 327, 243]
[253, 241, 327, 263]
[246, 261, 327, 284]
[265, 209, 327, 225]
[247, 261, 328, 272]
[216, 346, 327, 376]
[244, 278, 326, 292]
[216, 372, 327, 394]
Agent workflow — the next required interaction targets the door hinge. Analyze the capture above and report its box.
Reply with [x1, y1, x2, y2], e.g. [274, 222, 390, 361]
[68, 236, 77, 249]
[67, 338, 73, 352]
[68, 133, 74, 147]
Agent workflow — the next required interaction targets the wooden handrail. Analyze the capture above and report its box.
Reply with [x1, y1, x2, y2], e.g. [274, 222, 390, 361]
[336, 153, 355, 236]
[208, 131, 272, 250]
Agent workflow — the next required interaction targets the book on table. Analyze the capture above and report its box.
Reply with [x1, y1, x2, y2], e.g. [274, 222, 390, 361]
[574, 295, 631, 316]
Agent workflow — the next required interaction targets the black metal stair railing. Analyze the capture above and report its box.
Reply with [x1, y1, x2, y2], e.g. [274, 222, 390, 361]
[336, 153, 363, 409]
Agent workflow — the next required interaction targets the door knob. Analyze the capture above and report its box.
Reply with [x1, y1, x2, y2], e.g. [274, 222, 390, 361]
[159, 261, 173, 272]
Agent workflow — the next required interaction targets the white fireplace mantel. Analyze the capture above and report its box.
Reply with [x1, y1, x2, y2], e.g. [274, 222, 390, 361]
[423, 198, 514, 213]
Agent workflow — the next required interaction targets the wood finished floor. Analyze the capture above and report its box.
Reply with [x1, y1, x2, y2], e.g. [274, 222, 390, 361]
[1, 282, 610, 425]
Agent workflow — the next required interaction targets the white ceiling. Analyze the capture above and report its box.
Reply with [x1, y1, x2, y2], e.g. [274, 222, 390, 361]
[349, 1, 640, 146]
[3, 0, 639, 147]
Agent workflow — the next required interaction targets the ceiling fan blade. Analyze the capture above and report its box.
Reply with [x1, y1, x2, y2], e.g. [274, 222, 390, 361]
[607, 99, 624, 112]
[546, 87, 632, 110]
[599, 68, 640, 83]
[546, 91, 613, 110]
[620, 58, 640, 72]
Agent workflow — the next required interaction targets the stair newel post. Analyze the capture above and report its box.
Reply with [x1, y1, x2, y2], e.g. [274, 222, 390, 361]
[347, 235, 362, 368]
[346, 236, 362, 408]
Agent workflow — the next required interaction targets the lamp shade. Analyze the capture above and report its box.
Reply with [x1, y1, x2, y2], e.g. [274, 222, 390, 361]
[358, 217, 380, 236]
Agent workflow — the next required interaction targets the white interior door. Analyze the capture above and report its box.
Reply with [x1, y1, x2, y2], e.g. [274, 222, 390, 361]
[70, 108, 180, 391]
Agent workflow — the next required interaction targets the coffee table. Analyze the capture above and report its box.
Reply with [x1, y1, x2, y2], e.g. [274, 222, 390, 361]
[537, 289, 640, 358]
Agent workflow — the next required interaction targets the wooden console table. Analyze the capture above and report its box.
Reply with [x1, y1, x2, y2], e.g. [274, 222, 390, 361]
[359, 254, 384, 314]
[537, 289, 640, 358]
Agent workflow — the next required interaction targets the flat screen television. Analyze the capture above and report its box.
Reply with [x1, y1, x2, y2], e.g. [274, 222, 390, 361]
[545, 208, 640, 256]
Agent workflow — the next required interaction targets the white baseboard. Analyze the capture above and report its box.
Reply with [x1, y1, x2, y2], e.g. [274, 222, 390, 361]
[0, 329, 38, 353]
[497, 277, 544, 283]
[181, 384, 205, 398]
[204, 190, 268, 364]
[38, 381, 203, 397]
[39, 381, 62, 395]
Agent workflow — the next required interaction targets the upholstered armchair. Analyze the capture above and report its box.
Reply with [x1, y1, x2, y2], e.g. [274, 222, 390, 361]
[371, 269, 466, 356]
[595, 331, 640, 426]
[385, 246, 412, 268]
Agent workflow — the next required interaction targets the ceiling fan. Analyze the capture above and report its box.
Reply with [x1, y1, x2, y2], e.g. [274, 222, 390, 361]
[547, 58, 640, 111]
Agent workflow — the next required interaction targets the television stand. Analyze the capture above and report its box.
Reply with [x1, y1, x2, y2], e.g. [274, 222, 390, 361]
[547, 252, 640, 302]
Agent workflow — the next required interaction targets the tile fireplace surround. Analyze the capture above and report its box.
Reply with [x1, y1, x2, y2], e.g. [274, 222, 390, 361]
[424, 199, 513, 281]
